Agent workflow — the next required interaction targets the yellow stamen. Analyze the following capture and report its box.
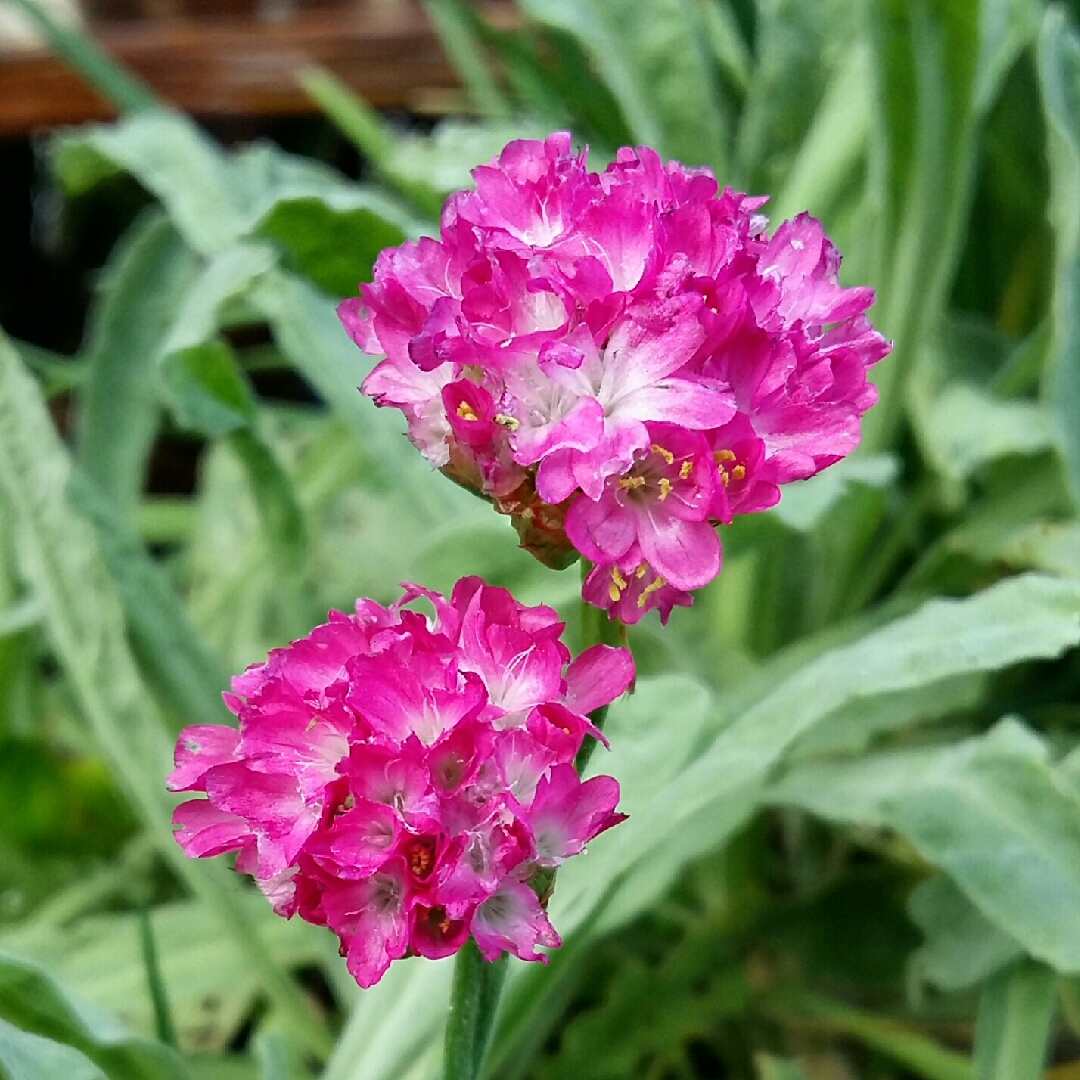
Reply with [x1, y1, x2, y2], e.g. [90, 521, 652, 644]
[651, 444, 675, 465]
[494, 413, 520, 430]
[637, 576, 667, 607]
[658, 477, 673, 501]
[456, 401, 478, 421]
[608, 566, 628, 602]
[720, 470, 730, 487]
[635, 563, 648, 579]
[679, 460, 693, 479]
[715, 449, 737, 463]
[618, 475, 647, 490]
[731, 464, 746, 482]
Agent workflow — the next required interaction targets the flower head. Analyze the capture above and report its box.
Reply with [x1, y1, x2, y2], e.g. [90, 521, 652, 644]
[342, 135, 890, 622]
[168, 578, 632, 988]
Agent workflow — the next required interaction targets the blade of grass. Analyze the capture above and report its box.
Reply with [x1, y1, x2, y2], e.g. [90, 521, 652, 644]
[421, 0, 512, 117]
[299, 67, 445, 220]
[4, 0, 159, 113]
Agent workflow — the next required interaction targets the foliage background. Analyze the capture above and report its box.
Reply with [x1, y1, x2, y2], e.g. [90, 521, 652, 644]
[3, 0, 1080, 1078]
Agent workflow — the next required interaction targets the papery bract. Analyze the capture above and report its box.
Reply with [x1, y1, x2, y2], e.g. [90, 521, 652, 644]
[168, 578, 632, 988]
[343, 134, 890, 622]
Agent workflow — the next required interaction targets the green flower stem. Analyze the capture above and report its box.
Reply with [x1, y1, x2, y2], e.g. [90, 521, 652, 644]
[444, 939, 509, 1080]
[575, 560, 628, 774]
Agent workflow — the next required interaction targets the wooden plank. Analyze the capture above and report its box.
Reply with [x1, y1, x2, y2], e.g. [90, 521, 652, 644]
[0, 1, 512, 135]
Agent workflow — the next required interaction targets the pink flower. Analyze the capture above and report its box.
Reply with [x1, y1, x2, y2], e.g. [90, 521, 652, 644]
[168, 578, 633, 988]
[342, 134, 890, 623]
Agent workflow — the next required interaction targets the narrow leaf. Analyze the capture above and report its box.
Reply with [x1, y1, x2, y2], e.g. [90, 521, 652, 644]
[974, 959, 1056, 1080]
[77, 209, 201, 519]
[1037, 8, 1080, 509]
[0, 950, 191, 1080]
[0, 330, 329, 1058]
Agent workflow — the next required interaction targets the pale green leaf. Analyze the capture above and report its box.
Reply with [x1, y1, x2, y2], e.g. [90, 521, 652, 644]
[770, 453, 899, 532]
[76, 209, 201, 519]
[517, 0, 728, 173]
[1038, 8, 1080, 509]
[558, 575, 1080, 938]
[908, 874, 1023, 993]
[0, 950, 190, 1080]
[769, 719, 1080, 972]
[0, 329, 328, 1057]
[0, 1018, 106, 1080]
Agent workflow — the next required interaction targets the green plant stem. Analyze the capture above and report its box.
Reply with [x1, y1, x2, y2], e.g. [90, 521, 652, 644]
[444, 939, 508, 1080]
[5, 0, 159, 113]
[574, 560, 628, 774]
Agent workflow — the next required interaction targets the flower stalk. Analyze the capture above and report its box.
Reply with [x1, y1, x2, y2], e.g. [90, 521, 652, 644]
[444, 940, 509, 1080]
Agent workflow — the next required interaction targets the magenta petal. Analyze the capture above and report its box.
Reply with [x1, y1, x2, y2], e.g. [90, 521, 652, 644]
[471, 877, 561, 962]
[169, 725, 240, 792]
[563, 645, 635, 716]
[637, 514, 721, 591]
[172, 799, 252, 859]
[565, 494, 637, 564]
[527, 765, 625, 865]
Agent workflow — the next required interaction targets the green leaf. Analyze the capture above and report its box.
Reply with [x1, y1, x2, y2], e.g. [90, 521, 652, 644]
[421, 0, 512, 117]
[770, 453, 899, 532]
[3, 0, 158, 114]
[76, 209, 201, 519]
[735, 0, 856, 192]
[53, 112, 416, 261]
[913, 381, 1054, 485]
[0, 1018, 107, 1080]
[908, 874, 1023, 993]
[973, 959, 1056, 1080]
[768, 718, 1080, 973]
[297, 68, 446, 219]
[865, 0, 1038, 451]
[788, 671, 987, 761]
[517, 0, 729, 174]
[754, 1055, 810, 1080]
[160, 344, 254, 439]
[248, 269, 467, 519]
[578, 577, 1080, 935]
[764, 991, 974, 1080]
[158, 244, 277, 360]
[769, 41, 873, 224]
[0, 329, 329, 1058]
[225, 427, 308, 580]
[0, 950, 190, 1080]
[67, 471, 230, 732]
[1037, 7, 1080, 509]
[3, 897, 326, 1057]
[321, 959, 452, 1080]
[254, 198, 406, 299]
[0, 596, 43, 641]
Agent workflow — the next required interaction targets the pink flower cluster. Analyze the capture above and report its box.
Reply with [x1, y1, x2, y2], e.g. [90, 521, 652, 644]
[340, 134, 890, 622]
[167, 578, 632, 988]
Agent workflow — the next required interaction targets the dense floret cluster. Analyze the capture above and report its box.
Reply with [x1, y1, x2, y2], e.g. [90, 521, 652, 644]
[340, 133, 890, 622]
[168, 578, 633, 987]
